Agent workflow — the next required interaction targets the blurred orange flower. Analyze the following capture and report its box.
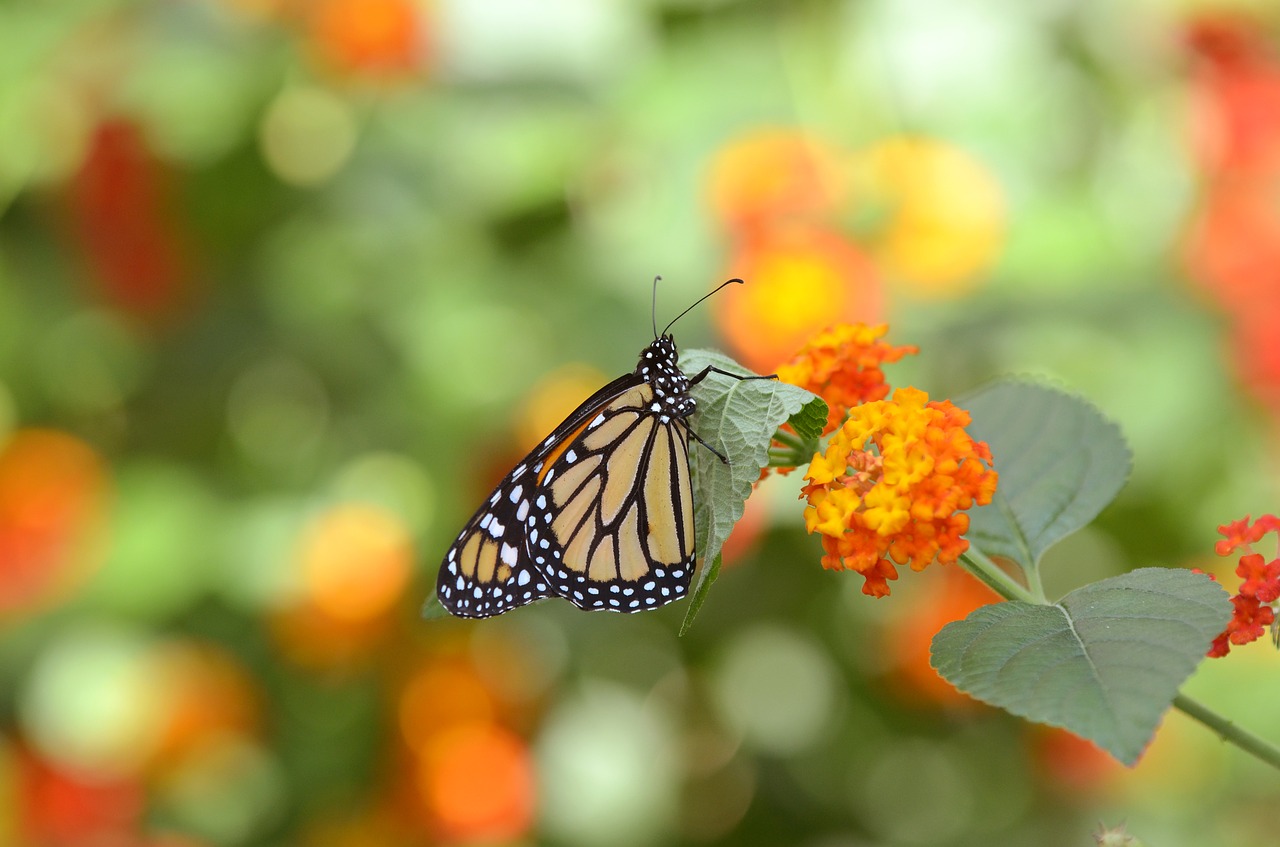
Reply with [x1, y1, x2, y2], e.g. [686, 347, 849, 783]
[802, 387, 997, 597]
[717, 226, 881, 374]
[149, 643, 261, 775]
[0, 429, 106, 616]
[417, 722, 535, 843]
[269, 601, 395, 669]
[1028, 726, 1121, 794]
[399, 656, 502, 756]
[706, 129, 847, 234]
[307, 0, 425, 77]
[298, 504, 414, 622]
[271, 503, 413, 662]
[850, 136, 1005, 296]
[883, 567, 998, 708]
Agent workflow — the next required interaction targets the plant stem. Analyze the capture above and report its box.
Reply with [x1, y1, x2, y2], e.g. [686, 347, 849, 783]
[771, 429, 805, 450]
[958, 547, 1038, 604]
[1172, 693, 1280, 772]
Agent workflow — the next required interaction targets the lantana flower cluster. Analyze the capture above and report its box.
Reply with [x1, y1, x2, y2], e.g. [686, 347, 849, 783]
[1202, 514, 1280, 657]
[775, 323, 918, 434]
[798, 384, 998, 597]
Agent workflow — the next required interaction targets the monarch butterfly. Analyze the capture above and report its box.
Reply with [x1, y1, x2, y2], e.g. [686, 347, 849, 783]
[436, 278, 772, 619]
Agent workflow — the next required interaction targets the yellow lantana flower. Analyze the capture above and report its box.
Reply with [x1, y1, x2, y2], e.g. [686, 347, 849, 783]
[801, 387, 998, 597]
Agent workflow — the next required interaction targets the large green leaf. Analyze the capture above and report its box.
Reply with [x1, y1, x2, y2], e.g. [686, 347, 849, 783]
[962, 380, 1131, 573]
[678, 349, 825, 635]
[930, 567, 1229, 765]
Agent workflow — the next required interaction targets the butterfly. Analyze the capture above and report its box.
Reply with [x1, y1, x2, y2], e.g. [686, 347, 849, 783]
[435, 278, 772, 619]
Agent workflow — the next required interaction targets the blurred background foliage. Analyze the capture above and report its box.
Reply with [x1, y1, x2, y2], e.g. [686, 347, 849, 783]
[2, 0, 1280, 845]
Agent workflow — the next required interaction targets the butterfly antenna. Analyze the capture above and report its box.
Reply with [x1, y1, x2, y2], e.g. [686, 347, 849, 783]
[651, 275, 662, 340]
[660, 278, 743, 337]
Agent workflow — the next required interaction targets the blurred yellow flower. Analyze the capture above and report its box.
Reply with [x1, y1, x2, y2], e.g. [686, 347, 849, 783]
[516, 363, 609, 454]
[717, 226, 882, 374]
[802, 387, 997, 597]
[851, 136, 1006, 296]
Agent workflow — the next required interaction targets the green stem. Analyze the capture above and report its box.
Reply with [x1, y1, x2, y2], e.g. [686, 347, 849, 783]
[1172, 693, 1280, 772]
[771, 429, 806, 450]
[957, 547, 1038, 604]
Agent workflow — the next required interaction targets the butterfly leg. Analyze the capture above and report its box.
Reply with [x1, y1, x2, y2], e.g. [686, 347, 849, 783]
[685, 368, 778, 463]
[688, 366, 779, 386]
[685, 424, 729, 463]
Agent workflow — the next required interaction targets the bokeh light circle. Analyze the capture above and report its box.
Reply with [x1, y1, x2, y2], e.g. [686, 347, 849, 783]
[709, 624, 841, 756]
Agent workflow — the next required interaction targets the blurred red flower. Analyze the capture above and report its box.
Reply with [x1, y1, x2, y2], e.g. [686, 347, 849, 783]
[1181, 15, 1280, 416]
[68, 121, 192, 324]
[15, 746, 144, 845]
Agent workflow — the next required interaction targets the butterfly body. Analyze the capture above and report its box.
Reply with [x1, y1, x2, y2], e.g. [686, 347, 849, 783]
[437, 334, 701, 618]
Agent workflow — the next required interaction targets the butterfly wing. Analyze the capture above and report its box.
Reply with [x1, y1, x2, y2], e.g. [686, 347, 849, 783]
[530, 381, 696, 611]
[436, 373, 654, 618]
[436, 459, 555, 618]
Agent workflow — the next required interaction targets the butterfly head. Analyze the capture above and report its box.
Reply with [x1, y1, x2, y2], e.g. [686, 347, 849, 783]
[636, 334, 695, 421]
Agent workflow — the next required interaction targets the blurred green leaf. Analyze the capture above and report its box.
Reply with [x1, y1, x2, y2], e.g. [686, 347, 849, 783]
[962, 380, 1132, 576]
[679, 349, 825, 635]
[930, 567, 1229, 765]
[420, 592, 448, 620]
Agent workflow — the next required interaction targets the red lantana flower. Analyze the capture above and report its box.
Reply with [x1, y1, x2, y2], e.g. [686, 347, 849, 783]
[1203, 514, 1280, 658]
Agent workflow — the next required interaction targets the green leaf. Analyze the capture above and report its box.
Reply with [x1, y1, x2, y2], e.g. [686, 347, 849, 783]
[930, 567, 1230, 765]
[678, 349, 825, 635]
[961, 380, 1132, 573]
[421, 593, 450, 620]
[783, 387, 828, 442]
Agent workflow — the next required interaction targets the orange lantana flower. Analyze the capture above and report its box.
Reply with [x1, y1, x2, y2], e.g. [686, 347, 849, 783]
[801, 387, 998, 597]
[776, 323, 918, 435]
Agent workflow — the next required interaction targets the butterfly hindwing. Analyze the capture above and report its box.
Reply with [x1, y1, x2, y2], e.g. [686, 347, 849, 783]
[436, 460, 554, 618]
